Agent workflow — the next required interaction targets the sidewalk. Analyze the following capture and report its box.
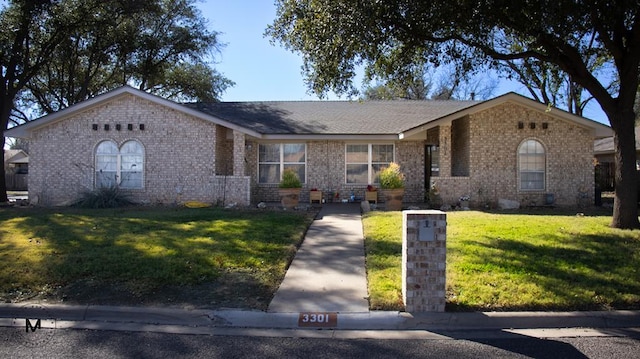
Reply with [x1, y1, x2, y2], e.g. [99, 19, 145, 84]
[1, 203, 640, 338]
[268, 203, 369, 313]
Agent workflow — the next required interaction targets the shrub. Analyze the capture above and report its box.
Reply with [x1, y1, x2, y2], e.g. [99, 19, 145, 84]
[75, 186, 134, 208]
[279, 168, 302, 188]
[379, 162, 405, 189]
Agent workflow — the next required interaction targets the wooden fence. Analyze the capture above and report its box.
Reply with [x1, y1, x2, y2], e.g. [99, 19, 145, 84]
[5, 173, 27, 190]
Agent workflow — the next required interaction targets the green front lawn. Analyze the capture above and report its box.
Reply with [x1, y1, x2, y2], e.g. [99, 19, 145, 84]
[0, 207, 312, 307]
[363, 210, 640, 311]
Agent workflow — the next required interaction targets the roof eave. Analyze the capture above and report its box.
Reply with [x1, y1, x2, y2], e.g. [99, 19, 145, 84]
[259, 134, 400, 141]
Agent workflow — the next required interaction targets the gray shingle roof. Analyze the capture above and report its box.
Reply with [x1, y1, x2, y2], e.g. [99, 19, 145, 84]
[594, 126, 640, 154]
[185, 100, 479, 135]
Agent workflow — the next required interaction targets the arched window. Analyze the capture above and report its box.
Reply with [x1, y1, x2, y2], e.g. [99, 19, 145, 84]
[518, 139, 545, 191]
[96, 140, 118, 188]
[95, 140, 144, 189]
[119, 141, 144, 188]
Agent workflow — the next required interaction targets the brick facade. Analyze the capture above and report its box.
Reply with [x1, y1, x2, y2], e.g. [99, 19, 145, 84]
[430, 103, 595, 207]
[27, 94, 250, 206]
[22, 93, 597, 209]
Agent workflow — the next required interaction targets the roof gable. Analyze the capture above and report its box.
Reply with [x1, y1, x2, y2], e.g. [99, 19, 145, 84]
[399, 92, 613, 139]
[4, 86, 261, 139]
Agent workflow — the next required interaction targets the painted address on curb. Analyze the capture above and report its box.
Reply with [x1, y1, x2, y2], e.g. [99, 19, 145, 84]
[298, 312, 338, 327]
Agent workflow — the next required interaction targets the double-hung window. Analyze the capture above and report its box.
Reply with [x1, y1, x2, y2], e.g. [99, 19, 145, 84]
[258, 143, 306, 183]
[95, 140, 144, 189]
[518, 139, 545, 191]
[346, 144, 394, 184]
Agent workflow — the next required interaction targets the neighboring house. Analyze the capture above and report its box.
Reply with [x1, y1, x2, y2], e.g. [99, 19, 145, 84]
[4, 86, 612, 207]
[3, 149, 29, 190]
[593, 126, 640, 191]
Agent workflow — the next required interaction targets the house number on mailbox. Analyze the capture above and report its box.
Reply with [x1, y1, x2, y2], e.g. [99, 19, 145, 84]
[418, 220, 435, 241]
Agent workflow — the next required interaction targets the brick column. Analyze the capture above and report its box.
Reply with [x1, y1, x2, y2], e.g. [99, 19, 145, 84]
[438, 124, 451, 177]
[402, 210, 447, 312]
[232, 130, 245, 176]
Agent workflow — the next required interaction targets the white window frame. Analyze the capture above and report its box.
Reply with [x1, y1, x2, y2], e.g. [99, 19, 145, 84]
[345, 143, 395, 184]
[95, 140, 145, 189]
[518, 139, 546, 191]
[258, 143, 307, 184]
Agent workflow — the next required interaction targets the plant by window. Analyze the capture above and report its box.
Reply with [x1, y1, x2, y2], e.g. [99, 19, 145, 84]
[75, 186, 133, 208]
[378, 162, 405, 189]
[279, 168, 302, 188]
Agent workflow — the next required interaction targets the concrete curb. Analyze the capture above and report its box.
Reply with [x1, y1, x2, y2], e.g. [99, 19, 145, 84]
[1, 303, 639, 335]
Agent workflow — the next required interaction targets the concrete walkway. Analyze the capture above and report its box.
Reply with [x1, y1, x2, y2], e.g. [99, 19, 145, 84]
[268, 203, 370, 313]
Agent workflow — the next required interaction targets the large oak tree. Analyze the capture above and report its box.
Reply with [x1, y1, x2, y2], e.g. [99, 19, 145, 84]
[268, 0, 640, 229]
[1, 0, 232, 202]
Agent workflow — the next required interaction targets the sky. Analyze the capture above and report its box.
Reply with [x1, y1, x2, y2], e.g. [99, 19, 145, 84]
[199, 1, 609, 124]
[199, 1, 328, 102]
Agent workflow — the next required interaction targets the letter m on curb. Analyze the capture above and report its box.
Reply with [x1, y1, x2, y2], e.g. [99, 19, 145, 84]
[25, 319, 41, 333]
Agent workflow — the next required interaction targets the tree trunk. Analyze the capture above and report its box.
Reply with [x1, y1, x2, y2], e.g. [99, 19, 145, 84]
[611, 111, 640, 229]
[0, 99, 11, 203]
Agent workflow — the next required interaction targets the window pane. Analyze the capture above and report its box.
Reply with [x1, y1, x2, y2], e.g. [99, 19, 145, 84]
[97, 155, 117, 172]
[521, 172, 544, 190]
[259, 164, 279, 183]
[346, 144, 368, 163]
[372, 144, 394, 163]
[96, 141, 118, 188]
[120, 172, 142, 189]
[371, 164, 385, 183]
[430, 146, 440, 177]
[121, 141, 143, 154]
[283, 143, 305, 162]
[259, 144, 280, 162]
[284, 164, 305, 183]
[346, 164, 368, 183]
[97, 141, 118, 154]
[519, 140, 545, 190]
[121, 155, 143, 171]
[96, 171, 117, 188]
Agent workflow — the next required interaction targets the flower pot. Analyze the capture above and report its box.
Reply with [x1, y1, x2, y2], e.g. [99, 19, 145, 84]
[279, 188, 301, 209]
[365, 191, 378, 204]
[382, 188, 404, 211]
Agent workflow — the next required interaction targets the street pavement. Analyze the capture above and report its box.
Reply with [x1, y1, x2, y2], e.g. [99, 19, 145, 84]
[1, 203, 639, 339]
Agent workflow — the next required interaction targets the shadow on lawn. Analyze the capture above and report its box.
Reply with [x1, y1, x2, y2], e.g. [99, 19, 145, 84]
[449, 231, 640, 311]
[1, 207, 310, 309]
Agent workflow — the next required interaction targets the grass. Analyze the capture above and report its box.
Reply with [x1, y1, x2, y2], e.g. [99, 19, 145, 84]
[0, 206, 313, 308]
[363, 210, 640, 311]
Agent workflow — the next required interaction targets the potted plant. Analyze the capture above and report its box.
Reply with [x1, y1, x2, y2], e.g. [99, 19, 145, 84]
[379, 162, 405, 211]
[278, 168, 302, 209]
[459, 194, 470, 210]
[428, 182, 442, 208]
[365, 184, 378, 204]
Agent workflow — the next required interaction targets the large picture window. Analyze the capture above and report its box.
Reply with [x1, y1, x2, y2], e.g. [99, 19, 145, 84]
[346, 144, 394, 184]
[95, 140, 144, 189]
[518, 139, 545, 191]
[258, 143, 306, 183]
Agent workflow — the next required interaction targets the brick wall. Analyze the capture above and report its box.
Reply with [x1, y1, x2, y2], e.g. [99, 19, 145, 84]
[28, 94, 250, 206]
[248, 140, 426, 204]
[432, 102, 595, 207]
[28, 96, 595, 208]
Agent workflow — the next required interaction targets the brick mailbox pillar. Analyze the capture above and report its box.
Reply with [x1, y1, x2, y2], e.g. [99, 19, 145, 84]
[402, 210, 447, 312]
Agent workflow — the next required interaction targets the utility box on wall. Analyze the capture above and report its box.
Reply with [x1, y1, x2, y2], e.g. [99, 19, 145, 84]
[402, 210, 447, 312]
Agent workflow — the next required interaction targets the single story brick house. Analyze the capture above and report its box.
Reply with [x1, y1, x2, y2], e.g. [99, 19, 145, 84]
[5, 86, 612, 208]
